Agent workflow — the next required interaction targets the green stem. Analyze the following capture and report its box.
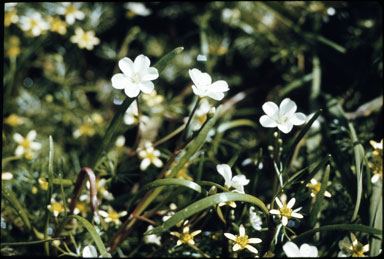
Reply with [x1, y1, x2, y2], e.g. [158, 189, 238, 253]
[132, 96, 142, 151]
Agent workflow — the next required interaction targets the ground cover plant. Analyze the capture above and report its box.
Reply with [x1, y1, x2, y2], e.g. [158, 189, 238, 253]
[2, 1, 383, 257]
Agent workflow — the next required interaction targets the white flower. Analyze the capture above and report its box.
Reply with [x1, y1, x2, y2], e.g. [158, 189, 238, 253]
[283, 241, 319, 257]
[57, 2, 85, 25]
[70, 27, 100, 50]
[249, 206, 263, 231]
[338, 233, 370, 257]
[125, 2, 151, 16]
[111, 55, 159, 98]
[269, 196, 303, 226]
[82, 245, 112, 258]
[143, 225, 162, 246]
[224, 224, 262, 254]
[184, 98, 212, 131]
[217, 164, 250, 193]
[19, 12, 50, 37]
[13, 130, 42, 159]
[138, 142, 163, 171]
[98, 206, 127, 225]
[259, 98, 306, 134]
[189, 68, 229, 101]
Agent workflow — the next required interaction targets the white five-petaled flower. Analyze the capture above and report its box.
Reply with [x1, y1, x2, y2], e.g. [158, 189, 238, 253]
[19, 12, 50, 37]
[224, 224, 262, 254]
[269, 196, 303, 226]
[70, 27, 100, 50]
[189, 68, 229, 101]
[259, 98, 307, 134]
[217, 164, 250, 194]
[111, 55, 159, 98]
[138, 142, 163, 171]
[143, 225, 162, 246]
[13, 130, 42, 159]
[170, 223, 202, 247]
[57, 2, 85, 25]
[125, 2, 152, 16]
[98, 206, 127, 225]
[283, 241, 319, 257]
[338, 233, 370, 257]
[249, 206, 263, 231]
[82, 244, 112, 258]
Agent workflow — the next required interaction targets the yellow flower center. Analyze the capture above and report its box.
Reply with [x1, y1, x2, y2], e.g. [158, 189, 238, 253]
[280, 205, 292, 218]
[66, 5, 77, 15]
[108, 210, 120, 221]
[307, 182, 321, 195]
[235, 235, 249, 249]
[52, 202, 64, 214]
[180, 233, 193, 243]
[351, 243, 367, 257]
[30, 19, 39, 28]
[20, 139, 31, 149]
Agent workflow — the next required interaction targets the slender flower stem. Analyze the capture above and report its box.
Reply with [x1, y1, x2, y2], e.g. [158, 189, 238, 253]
[132, 96, 142, 151]
[175, 97, 201, 149]
[187, 242, 211, 258]
[153, 124, 186, 148]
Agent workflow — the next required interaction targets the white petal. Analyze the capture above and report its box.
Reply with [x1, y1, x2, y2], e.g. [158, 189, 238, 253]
[290, 112, 307, 126]
[140, 158, 151, 171]
[245, 245, 259, 254]
[371, 174, 380, 184]
[139, 81, 154, 94]
[277, 123, 293, 134]
[27, 130, 37, 141]
[124, 85, 141, 98]
[282, 216, 288, 226]
[224, 233, 236, 241]
[134, 54, 150, 74]
[259, 115, 277, 128]
[279, 98, 297, 116]
[13, 133, 24, 143]
[153, 158, 163, 168]
[217, 164, 232, 187]
[233, 243, 242, 251]
[248, 238, 262, 244]
[142, 67, 159, 81]
[262, 101, 279, 117]
[207, 91, 225, 101]
[239, 224, 245, 236]
[189, 68, 212, 86]
[275, 197, 283, 208]
[210, 80, 229, 92]
[82, 245, 98, 258]
[192, 85, 205, 97]
[118, 57, 134, 77]
[15, 146, 24, 156]
[287, 198, 296, 209]
[300, 244, 318, 257]
[291, 212, 303, 219]
[269, 209, 280, 215]
[111, 74, 129, 89]
[31, 142, 42, 150]
[283, 241, 301, 257]
[232, 175, 250, 187]
[98, 210, 109, 218]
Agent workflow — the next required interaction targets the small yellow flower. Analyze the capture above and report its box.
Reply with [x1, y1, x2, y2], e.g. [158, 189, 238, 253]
[138, 142, 163, 171]
[219, 201, 237, 208]
[306, 178, 332, 198]
[269, 195, 303, 226]
[4, 8, 19, 27]
[57, 2, 85, 25]
[5, 36, 21, 58]
[31, 186, 38, 194]
[4, 113, 23, 127]
[74, 201, 90, 216]
[224, 224, 262, 254]
[98, 206, 127, 225]
[38, 178, 49, 191]
[91, 113, 104, 125]
[369, 139, 383, 184]
[73, 118, 96, 138]
[170, 223, 202, 247]
[47, 16, 67, 35]
[70, 27, 100, 50]
[340, 233, 370, 257]
[48, 200, 65, 217]
[19, 12, 50, 37]
[13, 130, 42, 159]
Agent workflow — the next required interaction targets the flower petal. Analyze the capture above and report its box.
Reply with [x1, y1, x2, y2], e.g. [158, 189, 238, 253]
[111, 73, 129, 89]
[134, 54, 150, 74]
[245, 244, 259, 254]
[282, 216, 288, 226]
[27, 130, 37, 141]
[140, 158, 151, 171]
[300, 243, 318, 257]
[207, 91, 225, 101]
[283, 241, 301, 257]
[139, 81, 154, 94]
[279, 98, 297, 116]
[13, 133, 24, 143]
[118, 57, 134, 77]
[153, 158, 163, 168]
[269, 209, 280, 215]
[210, 80, 229, 92]
[239, 224, 245, 236]
[291, 212, 303, 219]
[124, 84, 141, 98]
[259, 115, 277, 128]
[217, 164, 232, 187]
[277, 123, 293, 134]
[275, 197, 283, 209]
[248, 238, 262, 244]
[224, 233, 236, 241]
[82, 245, 98, 258]
[262, 101, 279, 117]
[31, 142, 42, 150]
[192, 85, 205, 97]
[287, 198, 296, 209]
[233, 243, 242, 251]
[142, 67, 159, 81]
[15, 146, 24, 156]
[290, 112, 307, 126]
[189, 68, 212, 86]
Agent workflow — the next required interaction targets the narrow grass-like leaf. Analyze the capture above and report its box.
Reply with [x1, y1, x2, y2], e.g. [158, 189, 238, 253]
[217, 119, 258, 133]
[308, 164, 331, 228]
[370, 184, 382, 256]
[1, 184, 31, 232]
[44, 135, 54, 256]
[278, 73, 313, 98]
[196, 181, 230, 193]
[292, 224, 382, 244]
[59, 215, 109, 257]
[1, 238, 63, 246]
[40, 178, 73, 185]
[310, 55, 321, 100]
[153, 46, 184, 73]
[145, 192, 269, 235]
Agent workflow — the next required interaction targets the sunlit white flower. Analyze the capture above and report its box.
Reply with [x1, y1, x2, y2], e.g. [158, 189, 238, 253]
[269, 196, 303, 226]
[57, 2, 85, 25]
[184, 98, 212, 131]
[306, 178, 332, 198]
[189, 68, 229, 101]
[138, 142, 163, 171]
[143, 225, 162, 246]
[70, 27, 100, 50]
[47, 199, 65, 217]
[249, 206, 263, 231]
[2, 172, 13, 181]
[125, 2, 151, 16]
[13, 130, 42, 159]
[82, 244, 111, 258]
[217, 164, 250, 193]
[224, 224, 262, 254]
[283, 241, 318, 257]
[338, 233, 369, 257]
[111, 55, 159, 98]
[98, 206, 127, 225]
[170, 222, 201, 247]
[19, 12, 50, 37]
[259, 98, 306, 134]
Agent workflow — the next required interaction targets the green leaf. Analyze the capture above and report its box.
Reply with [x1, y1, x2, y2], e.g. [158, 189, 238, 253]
[1, 239, 62, 246]
[144, 192, 269, 235]
[278, 73, 313, 98]
[308, 164, 331, 228]
[292, 224, 382, 244]
[153, 46, 184, 73]
[370, 184, 382, 256]
[1, 184, 31, 232]
[44, 135, 55, 256]
[217, 119, 258, 133]
[196, 181, 230, 193]
[60, 215, 109, 257]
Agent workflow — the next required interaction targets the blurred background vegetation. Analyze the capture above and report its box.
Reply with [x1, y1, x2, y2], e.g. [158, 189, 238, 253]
[2, 1, 382, 257]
